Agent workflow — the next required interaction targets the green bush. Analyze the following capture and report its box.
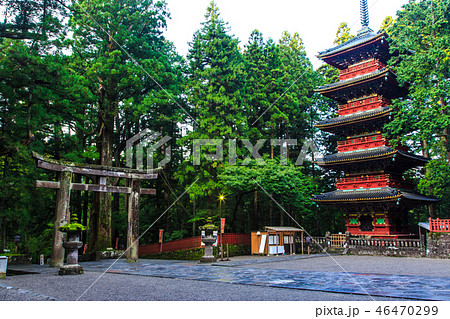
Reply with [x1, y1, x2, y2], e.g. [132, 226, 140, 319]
[27, 223, 53, 263]
[141, 244, 250, 260]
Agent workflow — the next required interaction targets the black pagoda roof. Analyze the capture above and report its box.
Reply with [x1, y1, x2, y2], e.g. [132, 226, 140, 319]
[316, 68, 408, 104]
[315, 106, 391, 135]
[317, 30, 391, 69]
[313, 187, 439, 204]
[315, 146, 429, 174]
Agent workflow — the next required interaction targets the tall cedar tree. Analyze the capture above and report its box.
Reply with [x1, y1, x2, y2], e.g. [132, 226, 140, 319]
[177, 1, 245, 216]
[69, 0, 183, 250]
[0, 0, 88, 254]
[244, 30, 280, 144]
[384, 0, 450, 217]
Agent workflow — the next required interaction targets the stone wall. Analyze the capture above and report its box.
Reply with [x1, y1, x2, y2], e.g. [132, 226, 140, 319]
[6, 254, 32, 264]
[79, 250, 125, 262]
[427, 233, 450, 258]
[347, 246, 426, 258]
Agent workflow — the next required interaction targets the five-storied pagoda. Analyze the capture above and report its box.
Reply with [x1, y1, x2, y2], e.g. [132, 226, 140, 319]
[313, 0, 439, 238]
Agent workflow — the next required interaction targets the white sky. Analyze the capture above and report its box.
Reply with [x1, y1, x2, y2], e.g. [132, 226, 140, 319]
[163, 0, 410, 69]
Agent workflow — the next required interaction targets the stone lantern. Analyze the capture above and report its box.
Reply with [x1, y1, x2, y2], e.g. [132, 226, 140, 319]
[199, 217, 218, 263]
[58, 213, 85, 275]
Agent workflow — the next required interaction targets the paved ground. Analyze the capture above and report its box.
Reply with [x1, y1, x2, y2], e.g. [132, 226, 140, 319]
[231, 255, 450, 277]
[1, 254, 449, 301]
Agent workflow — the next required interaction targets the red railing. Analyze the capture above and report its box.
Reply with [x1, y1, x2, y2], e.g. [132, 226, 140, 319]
[221, 233, 251, 245]
[429, 218, 450, 233]
[338, 95, 390, 116]
[337, 134, 388, 153]
[336, 174, 413, 190]
[337, 174, 387, 190]
[138, 233, 251, 256]
[339, 59, 386, 81]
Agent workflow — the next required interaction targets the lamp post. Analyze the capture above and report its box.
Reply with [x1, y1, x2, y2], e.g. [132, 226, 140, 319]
[199, 218, 218, 263]
[218, 194, 225, 261]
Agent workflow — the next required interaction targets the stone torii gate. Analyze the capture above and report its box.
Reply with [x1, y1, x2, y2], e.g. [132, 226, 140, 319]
[32, 152, 158, 266]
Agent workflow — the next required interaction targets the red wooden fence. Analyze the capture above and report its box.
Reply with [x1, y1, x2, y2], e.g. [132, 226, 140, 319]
[139, 233, 251, 256]
[429, 218, 450, 233]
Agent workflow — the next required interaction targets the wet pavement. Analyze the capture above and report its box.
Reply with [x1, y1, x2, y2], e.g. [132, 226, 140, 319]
[4, 255, 450, 301]
[77, 258, 450, 301]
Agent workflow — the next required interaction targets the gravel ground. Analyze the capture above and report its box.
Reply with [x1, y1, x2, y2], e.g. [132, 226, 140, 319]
[1, 254, 447, 301]
[1, 270, 401, 301]
[240, 255, 450, 277]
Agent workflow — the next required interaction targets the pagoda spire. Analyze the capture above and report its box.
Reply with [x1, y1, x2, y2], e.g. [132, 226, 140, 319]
[360, 0, 369, 28]
[358, 0, 373, 36]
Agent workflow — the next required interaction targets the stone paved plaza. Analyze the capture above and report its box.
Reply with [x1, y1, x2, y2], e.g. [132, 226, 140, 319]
[1, 254, 450, 301]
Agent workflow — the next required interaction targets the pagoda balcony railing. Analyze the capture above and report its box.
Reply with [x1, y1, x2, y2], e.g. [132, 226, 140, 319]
[339, 59, 386, 81]
[338, 95, 391, 116]
[337, 134, 388, 152]
[429, 218, 450, 233]
[336, 174, 414, 190]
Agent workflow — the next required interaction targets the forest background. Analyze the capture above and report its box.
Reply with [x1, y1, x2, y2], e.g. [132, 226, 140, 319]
[0, 0, 449, 259]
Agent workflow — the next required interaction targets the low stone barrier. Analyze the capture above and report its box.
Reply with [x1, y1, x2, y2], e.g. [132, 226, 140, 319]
[427, 233, 450, 258]
[79, 250, 125, 262]
[5, 254, 32, 264]
[347, 238, 425, 257]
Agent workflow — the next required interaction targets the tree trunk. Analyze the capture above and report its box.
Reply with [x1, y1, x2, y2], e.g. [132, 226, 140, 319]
[230, 193, 242, 230]
[253, 190, 258, 230]
[421, 139, 436, 219]
[50, 170, 72, 267]
[126, 179, 140, 262]
[269, 197, 273, 225]
[0, 218, 5, 253]
[91, 98, 115, 251]
[82, 182, 89, 245]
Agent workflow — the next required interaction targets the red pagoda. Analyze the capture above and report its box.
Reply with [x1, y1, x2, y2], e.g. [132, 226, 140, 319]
[312, 0, 439, 238]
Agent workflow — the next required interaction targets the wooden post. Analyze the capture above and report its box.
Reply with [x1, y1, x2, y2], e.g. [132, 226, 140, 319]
[220, 233, 224, 261]
[127, 179, 140, 262]
[301, 231, 304, 255]
[275, 231, 278, 255]
[290, 232, 293, 255]
[50, 170, 72, 267]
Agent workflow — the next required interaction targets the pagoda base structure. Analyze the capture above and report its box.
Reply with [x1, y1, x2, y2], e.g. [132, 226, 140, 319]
[314, 187, 439, 238]
[345, 212, 409, 238]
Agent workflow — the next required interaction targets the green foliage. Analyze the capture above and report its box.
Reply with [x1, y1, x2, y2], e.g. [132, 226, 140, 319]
[384, 0, 450, 217]
[176, 1, 247, 216]
[166, 229, 188, 241]
[27, 223, 53, 263]
[142, 248, 205, 260]
[334, 22, 354, 45]
[141, 244, 250, 260]
[58, 223, 86, 233]
[2, 0, 449, 257]
[419, 159, 450, 197]
[199, 217, 218, 231]
[220, 159, 316, 211]
[68, 0, 185, 250]
[387, 0, 450, 158]
[0, 0, 69, 42]
[380, 16, 394, 34]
